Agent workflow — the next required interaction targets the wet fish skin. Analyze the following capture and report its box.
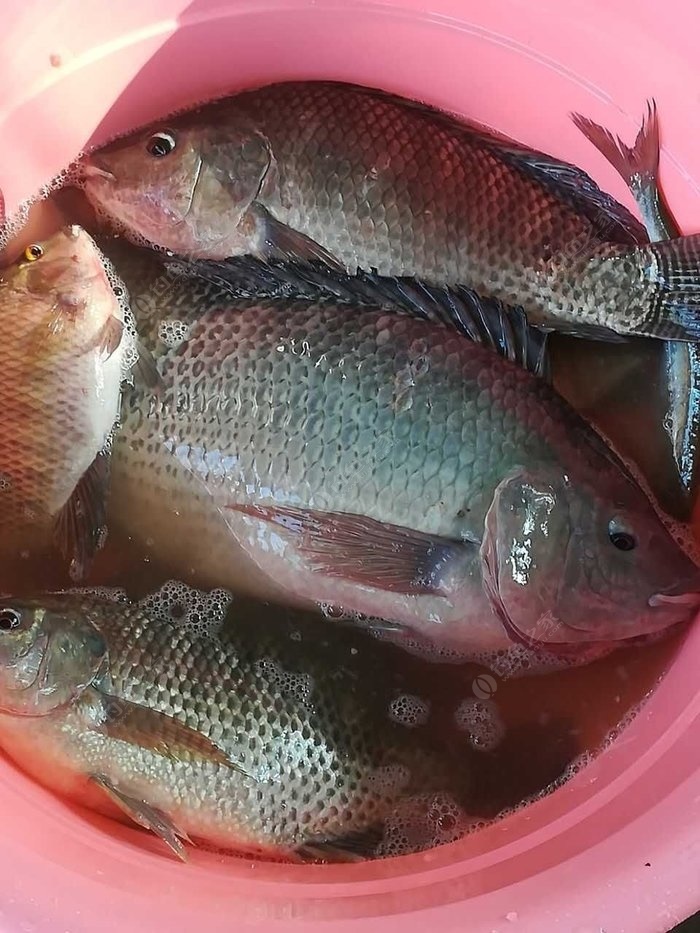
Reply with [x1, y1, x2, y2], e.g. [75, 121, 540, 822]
[0, 591, 469, 860]
[573, 102, 700, 513]
[82, 82, 700, 342]
[101, 245, 700, 657]
[0, 226, 131, 574]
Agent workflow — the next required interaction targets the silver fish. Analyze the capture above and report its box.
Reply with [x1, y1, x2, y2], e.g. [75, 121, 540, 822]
[98, 242, 700, 662]
[0, 589, 472, 861]
[573, 101, 700, 514]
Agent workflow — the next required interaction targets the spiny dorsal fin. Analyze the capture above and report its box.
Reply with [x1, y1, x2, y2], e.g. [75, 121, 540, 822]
[168, 255, 552, 381]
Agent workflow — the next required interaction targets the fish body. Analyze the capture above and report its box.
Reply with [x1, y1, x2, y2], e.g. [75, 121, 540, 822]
[0, 591, 470, 860]
[102, 242, 700, 659]
[573, 103, 700, 512]
[0, 226, 133, 573]
[82, 81, 700, 342]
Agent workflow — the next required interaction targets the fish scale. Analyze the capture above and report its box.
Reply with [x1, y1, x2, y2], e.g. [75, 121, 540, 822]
[96, 238, 700, 656]
[227, 85, 599, 295]
[0, 226, 131, 574]
[85, 82, 700, 342]
[118, 304, 554, 541]
[0, 597, 462, 858]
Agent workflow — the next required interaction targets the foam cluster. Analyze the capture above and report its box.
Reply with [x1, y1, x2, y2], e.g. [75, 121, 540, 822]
[388, 693, 431, 727]
[376, 792, 472, 858]
[158, 318, 192, 349]
[137, 580, 232, 636]
[253, 657, 314, 707]
[453, 698, 505, 750]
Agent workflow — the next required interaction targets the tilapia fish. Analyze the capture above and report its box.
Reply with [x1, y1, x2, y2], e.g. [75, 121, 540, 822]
[0, 589, 471, 861]
[101, 240, 700, 661]
[0, 226, 134, 574]
[574, 102, 700, 515]
[81, 81, 700, 342]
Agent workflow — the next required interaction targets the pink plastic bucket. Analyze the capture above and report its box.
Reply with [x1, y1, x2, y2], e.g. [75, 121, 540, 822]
[0, 1, 699, 930]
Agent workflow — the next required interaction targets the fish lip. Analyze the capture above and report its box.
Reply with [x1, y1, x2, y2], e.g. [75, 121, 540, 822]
[82, 161, 116, 184]
[648, 591, 700, 610]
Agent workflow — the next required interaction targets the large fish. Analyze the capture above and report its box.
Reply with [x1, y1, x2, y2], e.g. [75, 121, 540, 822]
[0, 226, 137, 575]
[573, 102, 700, 515]
[80, 81, 700, 342]
[0, 587, 473, 861]
[98, 239, 700, 662]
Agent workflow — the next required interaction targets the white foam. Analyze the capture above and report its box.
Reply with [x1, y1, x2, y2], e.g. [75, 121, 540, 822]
[158, 318, 192, 349]
[453, 698, 505, 751]
[318, 602, 364, 622]
[253, 657, 314, 707]
[368, 624, 586, 678]
[375, 792, 473, 858]
[137, 580, 232, 637]
[387, 693, 430, 727]
[64, 585, 129, 603]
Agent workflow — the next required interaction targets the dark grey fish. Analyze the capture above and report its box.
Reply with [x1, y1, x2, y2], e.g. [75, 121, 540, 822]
[573, 102, 700, 512]
[82, 81, 700, 342]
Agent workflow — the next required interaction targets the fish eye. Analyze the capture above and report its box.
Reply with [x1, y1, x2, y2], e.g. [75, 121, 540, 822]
[146, 131, 177, 158]
[0, 608, 22, 632]
[23, 244, 44, 262]
[608, 519, 637, 552]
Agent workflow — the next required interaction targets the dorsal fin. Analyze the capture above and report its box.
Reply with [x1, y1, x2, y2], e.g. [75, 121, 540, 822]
[170, 255, 551, 381]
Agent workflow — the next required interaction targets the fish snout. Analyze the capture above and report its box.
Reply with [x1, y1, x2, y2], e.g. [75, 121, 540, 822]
[648, 589, 700, 621]
[82, 160, 116, 184]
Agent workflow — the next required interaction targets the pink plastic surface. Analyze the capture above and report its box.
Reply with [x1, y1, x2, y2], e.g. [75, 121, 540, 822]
[0, 1, 699, 930]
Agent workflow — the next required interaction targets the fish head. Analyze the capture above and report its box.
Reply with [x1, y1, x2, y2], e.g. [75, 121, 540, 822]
[480, 462, 700, 655]
[1, 225, 122, 359]
[0, 595, 107, 716]
[81, 111, 272, 259]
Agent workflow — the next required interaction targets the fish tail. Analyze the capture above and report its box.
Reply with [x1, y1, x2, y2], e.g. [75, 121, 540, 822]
[633, 234, 700, 340]
[572, 101, 659, 200]
[572, 100, 679, 242]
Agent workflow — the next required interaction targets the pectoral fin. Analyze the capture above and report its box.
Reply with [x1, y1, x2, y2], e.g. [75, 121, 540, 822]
[89, 772, 191, 861]
[134, 339, 163, 391]
[97, 314, 125, 359]
[53, 451, 110, 579]
[95, 690, 254, 777]
[249, 203, 345, 271]
[228, 503, 472, 595]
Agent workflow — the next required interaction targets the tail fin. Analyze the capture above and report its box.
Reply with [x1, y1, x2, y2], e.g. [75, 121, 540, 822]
[572, 101, 659, 194]
[572, 101, 679, 242]
[634, 235, 700, 340]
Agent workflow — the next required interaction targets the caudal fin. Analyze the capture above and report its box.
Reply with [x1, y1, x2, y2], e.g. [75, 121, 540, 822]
[572, 101, 659, 193]
[572, 101, 680, 242]
[635, 235, 700, 340]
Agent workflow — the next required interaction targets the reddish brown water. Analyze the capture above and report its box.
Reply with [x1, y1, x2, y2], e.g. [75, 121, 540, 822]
[0, 189, 694, 860]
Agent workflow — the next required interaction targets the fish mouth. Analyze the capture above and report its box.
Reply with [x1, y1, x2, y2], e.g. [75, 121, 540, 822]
[498, 606, 689, 658]
[648, 591, 700, 611]
[498, 610, 619, 658]
[82, 162, 116, 184]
